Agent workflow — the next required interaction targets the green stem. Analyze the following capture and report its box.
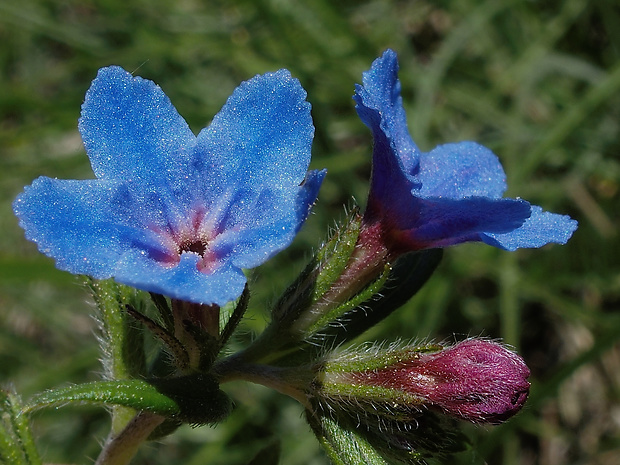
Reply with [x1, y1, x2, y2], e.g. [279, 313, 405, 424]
[214, 357, 312, 408]
[95, 412, 165, 465]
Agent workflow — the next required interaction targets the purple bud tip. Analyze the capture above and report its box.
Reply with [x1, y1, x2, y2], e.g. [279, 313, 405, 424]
[354, 339, 531, 423]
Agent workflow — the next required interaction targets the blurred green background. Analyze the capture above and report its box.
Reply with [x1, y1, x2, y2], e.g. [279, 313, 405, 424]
[1, 0, 619, 464]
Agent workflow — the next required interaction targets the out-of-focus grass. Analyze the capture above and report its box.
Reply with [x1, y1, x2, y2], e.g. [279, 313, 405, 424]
[1, 0, 618, 464]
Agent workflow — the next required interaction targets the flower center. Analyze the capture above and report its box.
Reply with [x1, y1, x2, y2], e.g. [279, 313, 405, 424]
[179, 240, 207, 257]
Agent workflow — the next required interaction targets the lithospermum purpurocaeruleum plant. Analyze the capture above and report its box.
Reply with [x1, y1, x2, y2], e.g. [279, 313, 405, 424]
[5, 49, 576, 465]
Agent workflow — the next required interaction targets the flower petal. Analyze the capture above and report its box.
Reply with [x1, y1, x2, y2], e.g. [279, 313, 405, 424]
[354, 50, 420, 214]
[353, 49, 420, 175]
[481, 206, 578, 250]
[295, 169, 327, 228]
[193, 69, 314, 203]
[188, 70, 321, 268]
[79, 66, 196, 186]
[419, 142, 507, 199]
[356, 49, 578, 254]
[392, 196, 532, 249]
[13, 177, 249, 305]
[114, 252, 247, 306]
[16, 66, 325, 306]
[12, 177, 167, 278]
[211, 169, 326, 270]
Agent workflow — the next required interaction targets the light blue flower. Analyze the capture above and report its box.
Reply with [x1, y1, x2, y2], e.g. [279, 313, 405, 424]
[14, 66, 325, 305]
[355, 50, 577, 252]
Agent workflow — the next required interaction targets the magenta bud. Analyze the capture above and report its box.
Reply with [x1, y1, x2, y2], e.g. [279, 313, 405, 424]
[319, 339, 530, 424]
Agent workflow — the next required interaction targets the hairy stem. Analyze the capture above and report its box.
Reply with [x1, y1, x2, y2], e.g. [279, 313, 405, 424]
[95, 412, 165, 465]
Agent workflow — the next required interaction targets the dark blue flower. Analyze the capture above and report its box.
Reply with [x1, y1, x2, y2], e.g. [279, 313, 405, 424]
[354, 50, 577, 252]
[14, 66, 325, 305]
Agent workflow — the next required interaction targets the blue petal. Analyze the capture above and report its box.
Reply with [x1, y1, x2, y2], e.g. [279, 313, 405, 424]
[189, 70, 319, 268]
[193, 69, 314, 201]
[394, 196, 532, 249]
[79, 66, 196, 189]
[481, 206, 578, 251]
[418, 142, 507, 199]
[356, 49, 578, 254]
[13, 177, 247, 305]
[114, 252, 247, 306]
[354, 50, 421, 213]
[16, 66, 324, 306]
[354, 49, 420, 174]
[295, 169, 327, 229]
[209, 169, 325, 270]
[12, 177, 168, 278]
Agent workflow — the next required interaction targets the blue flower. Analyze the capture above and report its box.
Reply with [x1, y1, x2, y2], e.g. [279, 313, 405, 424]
[13, 66, 325, 305]
[354, 50, 577, 252]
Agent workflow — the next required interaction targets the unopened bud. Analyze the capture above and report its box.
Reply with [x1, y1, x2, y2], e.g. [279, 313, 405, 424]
[316, 339, 530, 424]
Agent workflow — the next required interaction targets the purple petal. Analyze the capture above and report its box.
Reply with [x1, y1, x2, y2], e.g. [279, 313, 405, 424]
[79, 66, 196, 188]
[393, 196, 532, 249]
[482, 205, 578, 250]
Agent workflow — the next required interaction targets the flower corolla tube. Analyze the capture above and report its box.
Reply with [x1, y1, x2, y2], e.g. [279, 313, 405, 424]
[14, 67, 325, 306]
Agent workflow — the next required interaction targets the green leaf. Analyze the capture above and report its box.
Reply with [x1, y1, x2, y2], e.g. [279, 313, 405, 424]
[90, 279, 147, 381]
[24, 380, 180, 416]
[24, 375, 232, 427]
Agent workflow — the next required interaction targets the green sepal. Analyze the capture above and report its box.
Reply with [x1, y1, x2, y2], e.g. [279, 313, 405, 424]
[24, 374, 232, 426]
[324, 342, 443, 375]
[236, 211, 363, 365]
[219, 285, 251, 351]
[306, 411, 391, 465]
[0, 389, 42, 465]
[311, 208, 362, 302]
[263, 251, 443, 367]
[307, 408, 466, 465]
[306, 262, 391, 336]
[271, 208, 362, 330]
[320, 249, 443, 347]
[150, 292, 174, 333]
[261, 265, 394, 367]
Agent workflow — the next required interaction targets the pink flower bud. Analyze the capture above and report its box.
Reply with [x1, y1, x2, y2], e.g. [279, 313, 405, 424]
[320, 339, 530, 424]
